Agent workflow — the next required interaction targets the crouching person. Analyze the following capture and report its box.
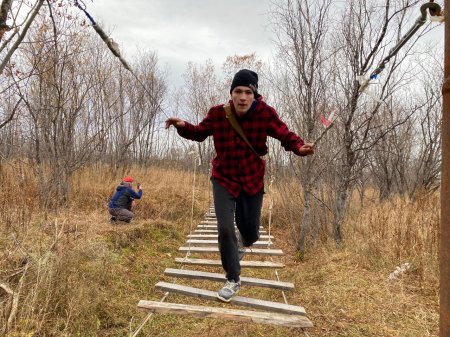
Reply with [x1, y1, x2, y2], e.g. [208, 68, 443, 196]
[108, 176, 143, 224]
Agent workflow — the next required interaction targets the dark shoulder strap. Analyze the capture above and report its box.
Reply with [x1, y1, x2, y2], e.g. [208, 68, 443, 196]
[224, 103, 259, 156]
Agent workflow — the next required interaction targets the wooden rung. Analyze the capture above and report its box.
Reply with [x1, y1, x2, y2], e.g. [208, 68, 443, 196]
[164, 268, 293, 290]
[175, 258, 284, 268]
[137, 301, 313, 328]
[194, 230, 268, 234]
[187, 234, 274, 239]
[198, 225, 268, 229]
[198, 224, 265, 229]
[194, 229, 267, 233]
[196, 225, 219, 229]
[155, 282, 305, 315]
[178, 246, 283, 256]
[186, 240, 273, 247]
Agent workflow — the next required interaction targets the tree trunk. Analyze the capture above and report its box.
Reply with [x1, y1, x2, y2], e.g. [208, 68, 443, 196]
[0, 0, 13, 39]
[333, 177, 350, 245]
[297, 187, 312, 258]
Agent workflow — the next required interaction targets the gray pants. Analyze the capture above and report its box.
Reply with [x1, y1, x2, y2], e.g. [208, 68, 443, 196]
[109, 207, 133, 222]
[212, 178, 264, 282]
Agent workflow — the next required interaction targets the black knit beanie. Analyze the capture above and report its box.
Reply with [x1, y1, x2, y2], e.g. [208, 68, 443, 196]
[230, 69, 258, 96]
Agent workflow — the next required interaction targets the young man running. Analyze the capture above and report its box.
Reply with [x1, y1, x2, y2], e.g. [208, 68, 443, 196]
[165, 69, 314, 302]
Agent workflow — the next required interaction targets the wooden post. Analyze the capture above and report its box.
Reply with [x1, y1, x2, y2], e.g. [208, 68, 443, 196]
[441, 1, 450, 336]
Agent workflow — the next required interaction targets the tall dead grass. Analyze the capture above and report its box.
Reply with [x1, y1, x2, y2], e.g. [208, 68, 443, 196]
[0, 162, 210, 336]
[347, 192, 440, 288]
[268, 180, 439, 336]
[269, 178, 439, 290]
[0, 162, 440, 336]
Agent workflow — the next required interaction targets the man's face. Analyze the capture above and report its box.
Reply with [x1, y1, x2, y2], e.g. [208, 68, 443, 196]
[231, 86, 255, 116]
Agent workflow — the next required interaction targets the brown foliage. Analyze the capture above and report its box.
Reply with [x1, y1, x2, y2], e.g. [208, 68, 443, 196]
[0, 163, 439, 336]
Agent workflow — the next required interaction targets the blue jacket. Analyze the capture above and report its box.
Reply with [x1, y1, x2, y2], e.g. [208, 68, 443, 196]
[108, 183, 142, 209]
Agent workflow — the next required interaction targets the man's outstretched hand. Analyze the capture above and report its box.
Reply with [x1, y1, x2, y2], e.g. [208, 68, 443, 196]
[299, 143, 315, 156]
[165, 118, 185, 129]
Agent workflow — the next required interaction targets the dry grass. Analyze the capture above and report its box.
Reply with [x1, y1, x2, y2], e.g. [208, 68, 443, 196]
[0, 163, 439, 336]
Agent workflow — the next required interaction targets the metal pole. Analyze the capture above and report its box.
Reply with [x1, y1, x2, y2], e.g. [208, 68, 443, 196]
[441, 1, 450, 336]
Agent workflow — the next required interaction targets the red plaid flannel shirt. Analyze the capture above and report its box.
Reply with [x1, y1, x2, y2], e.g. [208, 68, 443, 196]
[177, 97, 305, 197]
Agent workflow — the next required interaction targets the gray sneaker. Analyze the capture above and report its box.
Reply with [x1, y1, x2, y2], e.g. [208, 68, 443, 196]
[217, 280, 241, 302]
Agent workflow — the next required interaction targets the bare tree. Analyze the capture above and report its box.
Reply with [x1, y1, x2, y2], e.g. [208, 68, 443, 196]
[325, 0, 428, 244]
[221, 53, 264, 85]
[0, 0, 49, 131]
[366, 54, 443, 201]
[180, 60, 221, 167]
[406, 51, 442, 197]
[0, 91, 21, 130]
[270, 0, 332, 255]
[367, 98, 416, 199]
[0, 0, 46, 75]
[3, 9, 166, 206]
[132, 50, 168, 165]
[108, 51, 166, 171]
[14, 16, 104, 205]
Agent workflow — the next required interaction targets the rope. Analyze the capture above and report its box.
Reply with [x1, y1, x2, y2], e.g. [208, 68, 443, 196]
[266, 176, 287, 303]
[129, 256, 187, 337]
[187, 151, 201, 256]
[267, 175, 274, 249]
[207, 164, 212, 214]
[266, 175, 312, 337]
[358, 0, 443, 93]
[130, 151, 200, 336]
[74, 0, 130, 69]
[73, 0, 96, 25]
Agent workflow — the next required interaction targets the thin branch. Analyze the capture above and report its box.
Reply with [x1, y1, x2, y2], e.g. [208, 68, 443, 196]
[0, 0, 45, 75]
[0, 96, 22, 129]
[0, 261, 29, 334]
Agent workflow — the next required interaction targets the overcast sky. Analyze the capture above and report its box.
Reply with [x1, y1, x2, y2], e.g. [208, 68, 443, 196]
[87, 0, 275, 87]
[83, 0, 444, 90]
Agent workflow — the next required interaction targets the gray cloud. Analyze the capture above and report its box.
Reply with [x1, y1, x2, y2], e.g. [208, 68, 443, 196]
[87, 0, 274, 85]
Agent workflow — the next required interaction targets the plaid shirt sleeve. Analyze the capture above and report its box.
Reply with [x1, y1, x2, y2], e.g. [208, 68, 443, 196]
[176, 108, 214, 141]
[267, 107, 305, 156]
[173, 101, 306, 197]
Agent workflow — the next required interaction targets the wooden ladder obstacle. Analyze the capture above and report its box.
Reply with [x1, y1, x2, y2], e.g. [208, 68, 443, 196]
[137, 206, 313, 329]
